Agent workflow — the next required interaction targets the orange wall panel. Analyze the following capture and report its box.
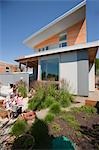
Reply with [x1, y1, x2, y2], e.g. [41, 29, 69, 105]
[34, 34, 59, 49]
[67, 19, 86, 46]
[34, 19, 86, 49]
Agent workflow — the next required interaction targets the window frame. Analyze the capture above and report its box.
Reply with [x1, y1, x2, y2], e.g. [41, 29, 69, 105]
[59, 33, 67, 48]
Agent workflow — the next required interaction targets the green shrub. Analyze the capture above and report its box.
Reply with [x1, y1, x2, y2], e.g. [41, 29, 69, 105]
[11, 120, 28, 137]
[58, 90, 73, 107]
[28, 81, 73, 111]
[45, 113, 54, 123]
[28, 86, 45, 110]
[46, 83, 57, 97]
[18, 85, 27, 98]
[44, 96, 55, 108]
[49, 102, 61, 114]
[61, 114, 80, 130]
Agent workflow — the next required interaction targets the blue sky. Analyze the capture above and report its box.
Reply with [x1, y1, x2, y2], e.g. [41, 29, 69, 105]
[0, 0, 99, 64]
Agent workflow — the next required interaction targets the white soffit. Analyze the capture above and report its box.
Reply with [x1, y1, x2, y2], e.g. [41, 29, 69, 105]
[21, 41, 99, 60]
[23, 1, 86, 49]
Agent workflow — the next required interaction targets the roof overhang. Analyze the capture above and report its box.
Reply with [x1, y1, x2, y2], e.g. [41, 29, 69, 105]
[23, 1, 86, 49]
[15, 41, 99, 66]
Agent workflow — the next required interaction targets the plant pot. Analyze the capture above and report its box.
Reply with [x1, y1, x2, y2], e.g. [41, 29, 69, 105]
[85, 100, 97, 107]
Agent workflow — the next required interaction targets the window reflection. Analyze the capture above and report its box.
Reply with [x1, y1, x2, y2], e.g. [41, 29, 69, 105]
[41, 58, 59, 81]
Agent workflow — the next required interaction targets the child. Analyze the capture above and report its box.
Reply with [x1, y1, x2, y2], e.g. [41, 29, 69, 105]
[16, 92, 23, 107]
[15, 92, 23, 116]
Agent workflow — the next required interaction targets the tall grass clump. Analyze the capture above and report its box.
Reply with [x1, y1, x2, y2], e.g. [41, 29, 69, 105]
[45, 113, 55, 123]
[28, 80, 74, 111]
[11, 120, 28, 137]
[49, 102, 61, 115]
[16, 80, 27, 98]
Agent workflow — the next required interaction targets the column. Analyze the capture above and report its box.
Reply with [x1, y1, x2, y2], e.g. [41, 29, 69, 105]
[19, 62, 21, 72]
[37, 59, 41, 80]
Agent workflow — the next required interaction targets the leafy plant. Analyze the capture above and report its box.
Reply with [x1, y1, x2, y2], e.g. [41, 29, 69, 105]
[11, 120, 28, 137]
[45, 113, 54, 123]
[49, 102, 61, 114]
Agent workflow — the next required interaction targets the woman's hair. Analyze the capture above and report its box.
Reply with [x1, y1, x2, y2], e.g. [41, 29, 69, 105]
[10, 84, 13, 88]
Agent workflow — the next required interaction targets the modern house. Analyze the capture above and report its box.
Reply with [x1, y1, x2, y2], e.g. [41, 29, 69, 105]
[15, 1, 99, 96]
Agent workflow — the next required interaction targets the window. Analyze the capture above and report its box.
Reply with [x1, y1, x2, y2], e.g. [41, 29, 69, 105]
[6, 66, 10, 72]
[59, 33, 67, 48]
[59, 34, 67, 41]
[46, 46, 49, 50]
[41, 58, 59, 81]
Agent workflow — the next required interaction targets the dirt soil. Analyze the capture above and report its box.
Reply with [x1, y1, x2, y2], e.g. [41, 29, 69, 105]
[48, 112, 99, 150]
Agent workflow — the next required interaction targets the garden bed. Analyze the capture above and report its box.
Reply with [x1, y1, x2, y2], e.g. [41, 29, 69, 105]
[48, 111, 99, 150]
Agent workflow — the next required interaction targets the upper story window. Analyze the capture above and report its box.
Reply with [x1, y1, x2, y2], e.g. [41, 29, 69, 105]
[38, 46, 49, 52]
[59, 33, 67, 48]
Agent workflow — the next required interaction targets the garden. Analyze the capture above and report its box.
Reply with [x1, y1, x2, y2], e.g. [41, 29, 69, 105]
[0, 81, 99, 149]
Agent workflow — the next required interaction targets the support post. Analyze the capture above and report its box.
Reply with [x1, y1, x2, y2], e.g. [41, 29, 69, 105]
[19, 62, 22, 72]
[26, 62, 28, 72]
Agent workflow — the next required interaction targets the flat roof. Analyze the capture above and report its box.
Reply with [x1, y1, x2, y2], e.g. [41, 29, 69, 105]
[15, 40, 99, 62]
[23, 0, 86, 49]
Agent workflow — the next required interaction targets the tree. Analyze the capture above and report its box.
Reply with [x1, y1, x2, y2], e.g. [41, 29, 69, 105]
[95, 58, 99, 75]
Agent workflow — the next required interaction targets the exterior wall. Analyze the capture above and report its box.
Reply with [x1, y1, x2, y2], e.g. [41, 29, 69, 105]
[34, 19, 86, 50]
[77, 50, 89, 96]
[37, 49, 89, 96]
[0, 72, 29, 89]
[89, 63, 95, 91]
[67, 19, 86, 46]
[0, 61, 18, 73]
[60, 52, 78, 95]
[34, 34, 59, 49]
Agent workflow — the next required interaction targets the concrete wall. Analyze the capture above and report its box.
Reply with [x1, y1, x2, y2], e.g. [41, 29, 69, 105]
[0, 72, 29, 88]
[60, 52, 78, 95]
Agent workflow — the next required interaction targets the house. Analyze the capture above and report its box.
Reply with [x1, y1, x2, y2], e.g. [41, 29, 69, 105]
[15, 1, 99, 96]
[0, 60, 18, 73]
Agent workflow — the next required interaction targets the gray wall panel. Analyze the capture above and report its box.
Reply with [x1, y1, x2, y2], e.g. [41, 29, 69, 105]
[77, 50, 89, 96]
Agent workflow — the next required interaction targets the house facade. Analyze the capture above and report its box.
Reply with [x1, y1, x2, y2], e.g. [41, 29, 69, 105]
[0, 61, 18, 73]
[15, 1, 99, 96]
